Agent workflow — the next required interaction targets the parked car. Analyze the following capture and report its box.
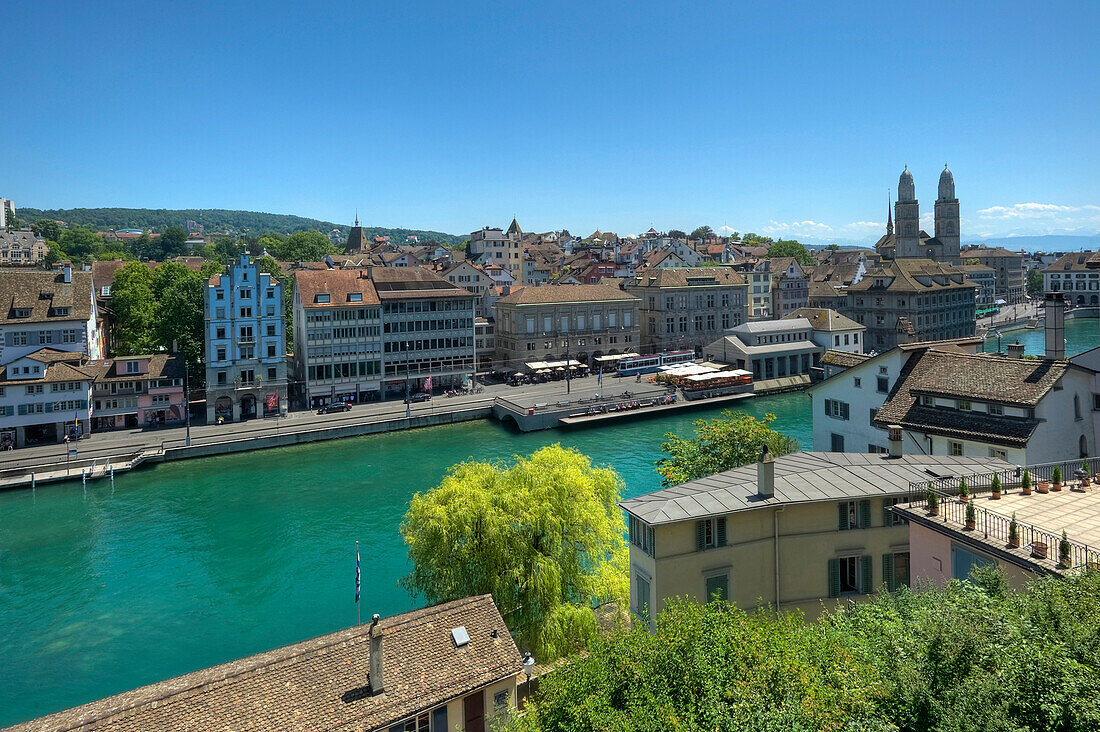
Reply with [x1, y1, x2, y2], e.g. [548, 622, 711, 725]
[409, 392, 432, 403]
[317, 402, 351, 415]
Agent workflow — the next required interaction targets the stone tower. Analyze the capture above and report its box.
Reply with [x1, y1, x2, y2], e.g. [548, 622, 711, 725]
[934, 165, 960, 264]
[894, 167, 921, 259]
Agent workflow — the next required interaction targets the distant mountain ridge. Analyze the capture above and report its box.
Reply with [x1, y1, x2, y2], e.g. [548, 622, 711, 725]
[962, 234, 1100, 251]
[15, 207, 465, 246]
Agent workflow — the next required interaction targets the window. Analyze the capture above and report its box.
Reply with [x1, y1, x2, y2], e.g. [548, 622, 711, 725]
[877, 376, 889, 393]
[828, 555, 871, 596]
[628, 515, 655, 557]
[919, 395, 934, 406]
[989, 447, 1007, 460]
[853, 377, 861, 388]
[635, 574, 651, 622]
[239, 288, 252, 299]
[216, 347, 226, 361]
[882, 497, 908, 526]
[838, 499, 870, 530]
[824, 398, 850, 420]
[493, 689, 510, 712]
[951, 543, 995, 581]
[695, 517, 727, 550]
[704, 573, 729, 602]
[216, 290, 224, 300]
[989, 403, 1003, 416]
[268, 367, 277, 381]
[1075, 394, 1082, 420]
[957, 399, 971, 411]
[240, 307, 253, 317]
[883, 552, 910, 592]
[831, 433, 845, 451]
[126, 361, 140, 374]
[949, 441, 964, 456]
[217, 371, 227, 385]
[315, 294, 330, 304]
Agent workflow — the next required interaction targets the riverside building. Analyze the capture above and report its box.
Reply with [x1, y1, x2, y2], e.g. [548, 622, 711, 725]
[624, 267, 748, 354]
[0, 265, 101, 365]
[204, 255, 288, 423]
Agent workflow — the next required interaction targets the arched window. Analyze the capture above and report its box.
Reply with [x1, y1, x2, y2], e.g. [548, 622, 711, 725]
[947, 221, 955, 234]
[1081, 435, 1089, 458]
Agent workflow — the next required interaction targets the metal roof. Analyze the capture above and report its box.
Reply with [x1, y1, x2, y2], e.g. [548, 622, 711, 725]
[620, 452, 1012, 525]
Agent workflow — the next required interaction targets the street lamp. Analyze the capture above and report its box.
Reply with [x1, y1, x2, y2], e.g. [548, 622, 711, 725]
[522, 651, 536, 704]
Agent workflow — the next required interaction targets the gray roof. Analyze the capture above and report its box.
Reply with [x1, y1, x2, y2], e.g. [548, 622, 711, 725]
[707, 334, 819, 356]
[731, 318, 812, 335]
[620, 452, 1012, 525]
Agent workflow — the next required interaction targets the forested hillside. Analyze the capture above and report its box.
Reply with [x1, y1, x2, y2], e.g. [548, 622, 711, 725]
[16, 207, 464, 246]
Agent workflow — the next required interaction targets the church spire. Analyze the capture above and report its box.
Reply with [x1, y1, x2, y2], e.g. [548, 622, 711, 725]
[887, 192, 893, 235]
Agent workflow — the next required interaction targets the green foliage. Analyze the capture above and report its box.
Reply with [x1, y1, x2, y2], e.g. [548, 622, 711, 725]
[926, 484, 939, 511]
[826, 243, 840, 250]
[668, 229, 687, 239]
[689, 225, 713, 239]
[1061, 531, 1072, 566]
[31, 219, 61, 242]
[655, 411, 799, 487]
[1010, 513, 1019, 544]
[1053, 466, 1063, 484]
[991, 474, 1002, 494]
[265, 230, 338, 261]
[518, 570, 1100, 732]
[1022, 469, 1032, 490]
[766, 239, 814, 266]
[160, 226, 189, 257]
[958, 476, 969, 498]
[511, 600, 884, 732]
[110, 262, 157, 354]
[56, 226, 103, 264]
[399, 445, 628, 660]
[1027, 267, 1044, 297]
[1084, 458, 1093, 475]
[741, 232, 774, 245]
[965, 499, 976, 525]
[5, 213, 22, 229]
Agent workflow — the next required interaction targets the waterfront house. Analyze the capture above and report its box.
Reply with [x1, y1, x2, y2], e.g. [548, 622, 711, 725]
[87, 354, 186, 431]
[784, 307, 866, 355]
[203, 255, 288, 423]
[624, 267, 749, 355]
[293, 268, 383, 408]
[702, 318, 820, 388]
[0, 265, 101, 365]
[493, 284, 640, 373]
[767, 258, 809, 317]
[960, 245, 1025, 304]
[1042, 250, 1100, 306]
[0, 348, 92, 447]
[620, 449, 1012, 621]
[8, 595, 524, 732]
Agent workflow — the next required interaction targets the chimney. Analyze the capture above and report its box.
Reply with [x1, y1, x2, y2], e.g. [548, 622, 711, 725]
[757, 443, 775, 498]
[888, 424, 903, 458]
[1006, 341, 1025, 359]
[369, 614, 384, 695]
[62, 265, 72, 283]
[1045, 292, 1065, 360]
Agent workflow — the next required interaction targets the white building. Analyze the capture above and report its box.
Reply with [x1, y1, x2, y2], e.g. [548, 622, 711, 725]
[0, 198, 13, 229]
[808, 336, 1092, 463]
[0, 266, 101, 365]
[1042, 251, 1100, 306]
[703, 318, 820, 383]
[784, 307, 866, 354]
[0, 349, 92, 447]
[204, 255, 288, 423]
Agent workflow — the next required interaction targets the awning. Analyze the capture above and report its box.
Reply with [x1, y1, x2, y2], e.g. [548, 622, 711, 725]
[525, 361, 549, 370]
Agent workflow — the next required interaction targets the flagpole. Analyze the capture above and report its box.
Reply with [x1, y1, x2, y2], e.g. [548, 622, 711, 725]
[356, 540, 361, 627]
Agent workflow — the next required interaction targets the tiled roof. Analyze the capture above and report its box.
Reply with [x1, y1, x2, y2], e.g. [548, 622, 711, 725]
[872, 351, 1068, 447]
[369, 267, 472, 300]
[0, 270, 94, 325]
[625, 268, 746, 289]
[784, 308, 862, 332]
[495, 284, 638, 306]
[1043, 251, 1100, 272]
[621, 452, 1011, 524]
[296, 269, 381, 307]
[847, 259, 974, 293]
[0, 349, 96, 384]
[820, 349, 872, 368]
[85, 354, 186, 382]
[9, 595, 520, 732]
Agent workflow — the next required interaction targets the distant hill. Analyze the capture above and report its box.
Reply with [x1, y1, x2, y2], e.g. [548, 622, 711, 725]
[15, 207, 465, 246]
[963, 234, 1100, 252]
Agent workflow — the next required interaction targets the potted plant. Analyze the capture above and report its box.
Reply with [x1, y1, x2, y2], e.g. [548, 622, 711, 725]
[991, 474, 1002, 500]
[1081, 459, 1092, 489]
[1033, 541, 1049, 560]
[958, 477, 970, 502]
[1052, 466, 1063, 491]
[1059, 531, 1072, 569]
[1009, 513, 1020, 548]
[926, 484, 940, 516]
[1021, 469, 1033, 496]
[965, 500, 976, 531]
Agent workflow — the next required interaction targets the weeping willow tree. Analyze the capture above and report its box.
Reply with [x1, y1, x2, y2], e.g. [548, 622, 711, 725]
[399, 445, 628, 660]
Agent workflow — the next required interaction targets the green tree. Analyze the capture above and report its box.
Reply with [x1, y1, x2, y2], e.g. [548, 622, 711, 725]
[110, 262, 157, 354]
[131, 232, 160, 260]
[766, 239, 815, 266]
[31, 219, 61, 242]
[157, 274, 205, 370]
[268, 230, 336, 261]
[57, 226, 103, 264]
[1027, 267, 1044, 297]
[400, 445, 628, 659]
[160, 226, 189, 257]
[826, 243, 840, 250]
[690, 225, 713, 239]
[656, 411, 799, 486]
[742, 232, 774, 245]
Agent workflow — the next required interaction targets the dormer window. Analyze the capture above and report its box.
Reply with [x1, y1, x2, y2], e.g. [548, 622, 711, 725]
[13, 309, 30, 318]
[126, 361, 140, 374]
[347, 292, 363, 303]
[51, 307, 70, 317]
[315, 294, 330, 304]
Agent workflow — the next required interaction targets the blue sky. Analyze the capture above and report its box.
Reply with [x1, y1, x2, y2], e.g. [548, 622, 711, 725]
[4, 1, 1098, 243]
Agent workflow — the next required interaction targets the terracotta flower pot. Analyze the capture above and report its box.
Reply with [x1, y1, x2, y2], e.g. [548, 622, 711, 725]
[1009, 536, 1021, 548]
[928, 506, 939, 516]
[1032, 542, 1048, 560]
[991, 491, 1002, 500]
[965, 519, 976, 531]
[1022, 485, 1033, 496]
[1037, 482, 1050, 494]
[1060, 556, 1072, 569]
[959, 495, 969, 502]
[1052, 482, 1063, 492]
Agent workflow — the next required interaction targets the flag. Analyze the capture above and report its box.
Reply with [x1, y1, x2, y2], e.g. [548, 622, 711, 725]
[423, 376, 432, 391]
[266, 392, 278, 411]
[355, 545, 361, 604]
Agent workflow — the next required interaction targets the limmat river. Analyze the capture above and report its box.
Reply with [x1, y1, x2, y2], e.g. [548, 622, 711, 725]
[1, 317, 1095, 727]
[0, 391, 811, 726]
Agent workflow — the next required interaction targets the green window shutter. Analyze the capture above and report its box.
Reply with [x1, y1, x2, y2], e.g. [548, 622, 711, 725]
[883, 501, 892, 527]
[44, 402, 53, 413]
[860, 555, 873, 594]
[17, 404, 26, 416]
[716, 517, 727, 547]
[647, 526, 655, 558]
[696, 521, 706, 551]
[828, 558, 841, 598]
[838, 503, 849, 531]
[859, 500, 871, 529]
[882, 554, 895, 593]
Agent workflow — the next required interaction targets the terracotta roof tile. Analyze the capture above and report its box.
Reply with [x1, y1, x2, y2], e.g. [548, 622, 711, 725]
[295, 269, 381, 307]
[495, 283, 637, 306]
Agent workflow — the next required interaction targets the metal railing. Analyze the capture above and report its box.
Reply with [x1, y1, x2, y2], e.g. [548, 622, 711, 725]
[905, 456, 1100, 503]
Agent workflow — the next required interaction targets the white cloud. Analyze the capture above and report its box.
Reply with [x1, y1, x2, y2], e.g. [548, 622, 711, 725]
[973, 202, 1100, 236]
[715, 225, 738, 236]
[760, 220, 834, 237]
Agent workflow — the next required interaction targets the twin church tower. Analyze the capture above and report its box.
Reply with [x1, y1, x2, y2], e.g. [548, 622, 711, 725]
[877, 165, 960, 265]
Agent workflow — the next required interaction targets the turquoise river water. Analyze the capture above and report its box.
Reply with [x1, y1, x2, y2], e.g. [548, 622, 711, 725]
[0, 317, 1095, 726]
